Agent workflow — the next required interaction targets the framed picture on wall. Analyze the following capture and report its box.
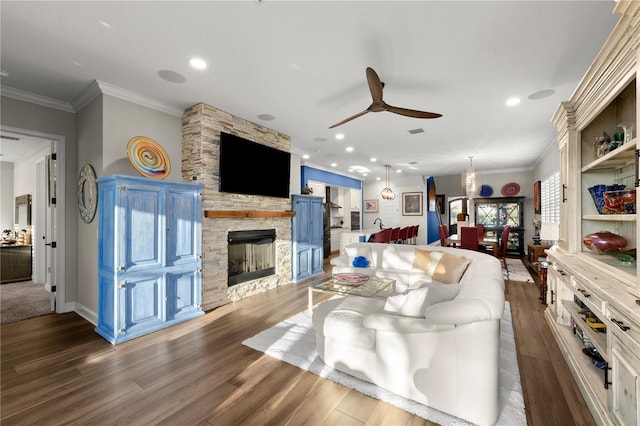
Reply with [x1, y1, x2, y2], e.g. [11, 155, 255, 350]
[402, 192, 423, 216]
[364, 199, 378, 213]
[534, 180, 541, 214]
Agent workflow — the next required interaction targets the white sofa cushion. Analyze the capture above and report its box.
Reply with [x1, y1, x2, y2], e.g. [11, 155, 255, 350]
[380, 244, 416, 270]
[384, 281, 461, 317]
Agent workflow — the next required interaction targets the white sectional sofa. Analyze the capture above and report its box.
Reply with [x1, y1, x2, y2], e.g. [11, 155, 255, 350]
[313, 243, 505, 426]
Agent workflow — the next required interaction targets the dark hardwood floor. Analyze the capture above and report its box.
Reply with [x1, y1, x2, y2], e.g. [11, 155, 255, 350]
[1, 257, 594, 425]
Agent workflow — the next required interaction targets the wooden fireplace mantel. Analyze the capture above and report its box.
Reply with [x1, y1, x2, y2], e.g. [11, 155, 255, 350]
[204, 210, 296, 219]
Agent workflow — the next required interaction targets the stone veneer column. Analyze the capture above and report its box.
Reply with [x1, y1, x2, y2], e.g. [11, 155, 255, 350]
[182, 103, 293, 310]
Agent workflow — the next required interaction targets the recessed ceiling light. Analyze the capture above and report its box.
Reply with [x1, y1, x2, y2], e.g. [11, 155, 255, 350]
[335, 133, 344, 140]
[257, 114, 275, 121]
[370, 157, 377, 162]
[189, 58, 207, 70]
[302, 154, 310, 159]
[396, 169, 402, 173]
[528, 89, 555, 100]
[362, 173, 368, 177]
[345, 146, 354, 152]
[158, 70, 186, 84]
[376, 177, 381, 181]
[506, 97, 521, 107]
[331, 163, 337, 167]
[0, 70, 10, 78]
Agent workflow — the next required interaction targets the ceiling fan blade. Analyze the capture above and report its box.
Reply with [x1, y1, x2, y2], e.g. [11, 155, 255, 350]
[386, 104, 442, 119]
[366, 67, 383, 103]
[328, 109, 370, 129]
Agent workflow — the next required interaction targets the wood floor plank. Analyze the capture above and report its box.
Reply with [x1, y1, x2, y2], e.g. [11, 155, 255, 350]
[0, 256, 595, 426]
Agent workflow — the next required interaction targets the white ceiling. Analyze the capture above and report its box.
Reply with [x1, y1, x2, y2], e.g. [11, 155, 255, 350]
[0, 1, 620, 181]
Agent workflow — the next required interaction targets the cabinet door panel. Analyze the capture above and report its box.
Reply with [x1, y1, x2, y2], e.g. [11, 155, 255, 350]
[166, 270, 201, 321]
[311, 246, 324, 275]
[295, 247, 311, 280]
[120, 274, 164, 335]
[124, 186, 163, 271]
[610, 336, 639, 426]
[310, 198, 324, 244]
[166, 188, 201, 266]
[293, 198, 311, 244]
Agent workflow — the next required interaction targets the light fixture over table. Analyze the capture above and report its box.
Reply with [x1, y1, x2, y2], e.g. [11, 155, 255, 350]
[381, 164, 396, 200]
[465, 156, 478, 198]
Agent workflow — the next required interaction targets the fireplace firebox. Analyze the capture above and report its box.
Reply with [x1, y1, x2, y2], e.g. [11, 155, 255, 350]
[227, 229, 276, 286]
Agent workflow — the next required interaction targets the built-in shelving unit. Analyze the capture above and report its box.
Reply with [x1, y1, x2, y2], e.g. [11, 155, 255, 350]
[547, 3, 640, 424]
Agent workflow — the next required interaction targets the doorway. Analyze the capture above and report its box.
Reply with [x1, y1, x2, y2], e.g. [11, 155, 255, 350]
[0, 126, 66, 318]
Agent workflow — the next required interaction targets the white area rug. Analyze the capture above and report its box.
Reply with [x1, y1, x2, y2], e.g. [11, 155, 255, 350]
[506, 258, 535, 283]
[243, 302, 525, 426]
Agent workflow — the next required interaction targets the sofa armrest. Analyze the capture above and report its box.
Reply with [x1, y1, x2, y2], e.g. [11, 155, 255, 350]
[424, 298, 504, 325]
[363, 312, 455, 334]
[330, 255, 350, 267]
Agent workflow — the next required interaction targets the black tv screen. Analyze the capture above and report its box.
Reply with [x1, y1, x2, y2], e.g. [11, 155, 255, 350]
[219, 132, 291, 198]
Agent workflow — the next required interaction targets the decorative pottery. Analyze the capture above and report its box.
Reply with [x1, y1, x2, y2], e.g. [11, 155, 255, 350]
[583, 231, 627, 253]
[588, 184, 626, 214]
[127, 136, 171, 179]
[501, 182, 520, 197]
[603, 190, 636, 214]
[479, 185, 493, 197]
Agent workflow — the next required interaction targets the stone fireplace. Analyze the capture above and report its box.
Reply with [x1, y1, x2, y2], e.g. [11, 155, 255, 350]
[182, 103, 293, 310]
[227, 229, 276, 286]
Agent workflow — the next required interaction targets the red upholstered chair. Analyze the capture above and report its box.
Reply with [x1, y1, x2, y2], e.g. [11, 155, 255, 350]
[476, 224, 485, 239]
[390, 227, 400, 243]
[412, 224, 420, 245]
[438, 225, 448, 247]
[369, 228, 392, 243]
[397, 226, 410, 244]
[459, 226, 479, 251]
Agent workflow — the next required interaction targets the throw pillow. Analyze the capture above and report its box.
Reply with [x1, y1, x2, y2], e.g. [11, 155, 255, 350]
[397, 282, 461, 318]
[430, 252, 472, 284]
[398, 287, 431, 317]
[352, 256, 370, 268]
[424, 282, 460, 308]
[412, 249, 434, 273]
[345, 245, 373, 266]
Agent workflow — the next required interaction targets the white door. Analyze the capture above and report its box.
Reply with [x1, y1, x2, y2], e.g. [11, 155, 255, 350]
[45, 150, 58, 311]
[34, 158, 47, 283]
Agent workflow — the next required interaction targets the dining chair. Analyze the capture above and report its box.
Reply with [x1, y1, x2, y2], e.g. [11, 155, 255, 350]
[390, 227, 400, 243]
[438, 225, 447, 247]
[412, 225, 420, 244]
[397, 226, 409, 244]
[476, 223, 485, 239]
[459, 226, 479, 251]
[369, 228, 392, 243]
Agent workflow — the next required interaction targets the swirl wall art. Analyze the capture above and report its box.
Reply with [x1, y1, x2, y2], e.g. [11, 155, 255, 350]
[127, 136, 171, 179]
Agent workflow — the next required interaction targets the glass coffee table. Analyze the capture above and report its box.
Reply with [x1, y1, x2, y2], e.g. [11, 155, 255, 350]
[307, 273, 395, 311]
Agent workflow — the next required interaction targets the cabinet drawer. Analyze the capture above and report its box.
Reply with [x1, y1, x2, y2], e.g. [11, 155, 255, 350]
[606, 304, 640, 353]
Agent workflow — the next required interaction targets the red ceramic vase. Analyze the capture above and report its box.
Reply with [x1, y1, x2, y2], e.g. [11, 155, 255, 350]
[583, 231, 627, 253]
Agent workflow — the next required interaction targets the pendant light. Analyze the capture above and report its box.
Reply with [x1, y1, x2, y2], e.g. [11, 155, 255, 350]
[465, 156, 477, 198]
[381, 165, 396, 200]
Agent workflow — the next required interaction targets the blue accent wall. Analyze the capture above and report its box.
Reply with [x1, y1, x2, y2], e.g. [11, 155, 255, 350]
[426, 176, 439, 244]
[301, 166, 362, 190]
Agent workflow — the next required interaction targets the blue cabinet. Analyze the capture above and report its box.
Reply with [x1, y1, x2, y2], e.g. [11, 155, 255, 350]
[95, 175, 203, 344]
[291, 194, 324, 282]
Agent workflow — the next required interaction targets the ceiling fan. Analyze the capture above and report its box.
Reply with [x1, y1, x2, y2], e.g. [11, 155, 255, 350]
[329, 67, 442, 129]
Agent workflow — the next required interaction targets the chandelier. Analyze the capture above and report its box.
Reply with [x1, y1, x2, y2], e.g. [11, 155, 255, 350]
[465, 156, 477, 198]
[380, 164, 396, 200]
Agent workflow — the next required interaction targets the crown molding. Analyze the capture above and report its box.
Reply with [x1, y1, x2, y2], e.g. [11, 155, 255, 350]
[87, 80, 184, 117]
[1, 85, 74, 113]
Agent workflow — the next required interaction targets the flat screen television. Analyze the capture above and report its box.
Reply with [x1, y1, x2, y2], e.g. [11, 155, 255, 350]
[219, 132, 291, 198]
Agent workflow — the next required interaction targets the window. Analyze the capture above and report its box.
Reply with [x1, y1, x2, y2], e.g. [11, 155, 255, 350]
[541, 171, 560, 224]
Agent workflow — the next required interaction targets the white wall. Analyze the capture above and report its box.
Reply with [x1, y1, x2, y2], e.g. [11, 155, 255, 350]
[0, 161, 14, 231]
